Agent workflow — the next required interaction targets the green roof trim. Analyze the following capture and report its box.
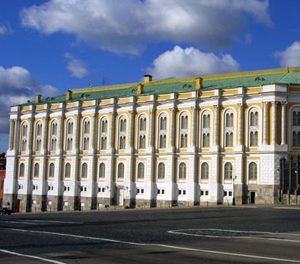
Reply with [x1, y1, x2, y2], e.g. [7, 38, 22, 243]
[17, 68, 300, 106]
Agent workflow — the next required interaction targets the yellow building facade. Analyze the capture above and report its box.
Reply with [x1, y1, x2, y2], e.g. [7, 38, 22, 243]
[4, 68, 300, 212]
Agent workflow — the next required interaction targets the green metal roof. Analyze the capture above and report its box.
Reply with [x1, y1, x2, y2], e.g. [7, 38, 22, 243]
[18, 68, 300, 106]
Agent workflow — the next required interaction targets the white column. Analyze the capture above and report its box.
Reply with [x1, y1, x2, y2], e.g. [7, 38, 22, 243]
[191, 104, 198, 149]
[42, 106, 49, 155]
[89, 112, 96, 153]
[13, 115, 20, 154]
[170, 107, 176, 150]
[272, 101, 277, 145]
[238, 103, 244, 146]
[129, 109, 135, 153]
[214, 105, 220, 147]
[109, 105, 116, 152]
[263, 102, 269, 145]
[281, 102, 287, 145]
[8, 119, 15, 151]
[148, 106, 155, 151]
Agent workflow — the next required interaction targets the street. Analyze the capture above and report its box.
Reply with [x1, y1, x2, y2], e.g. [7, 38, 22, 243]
[0, 206, 300, 263]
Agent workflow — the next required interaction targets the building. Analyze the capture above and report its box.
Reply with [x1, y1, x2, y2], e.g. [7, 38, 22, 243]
[0, 153, 6, 207]
[3, 67, 300, 212]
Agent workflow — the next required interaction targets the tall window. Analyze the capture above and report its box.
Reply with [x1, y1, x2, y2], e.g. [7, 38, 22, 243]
[81, 163, 88, 179]
[66, 119, 74, 151]
[118, 163, 124, 179]
[100, 118, 108, 150]
[249, 109, 259, 147]
[20, 122, 28, 152]
[137, 163, 144, 180]
[158, 114, 167, 148]
[65, 163, 71, 179]
[249, 162, 257, 181]
[292, 109, 300, 146]
[82, 118, 90, 151]
[19, 163, 25, 178]
[202, 111, 211, 147]
[49, 163, 55, 178]
[178, 162, 187, 180]
[119, 116, 127, 149]
[99, 163, 105, 179]
[179, 112, 188, 148]
[201, 162, 209, 180]
[158, 162, 165, 180]
[224, 110, 234, 147]
[224, 162, 233, 180]
[34, 163, 39, 178]
[138, 115, 147, 149]
[9, 120, 15, 150]
[50, 120, 58, 151]
[35, 121, 43, 151]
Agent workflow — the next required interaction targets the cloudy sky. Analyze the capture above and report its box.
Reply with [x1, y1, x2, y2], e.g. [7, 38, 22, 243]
[0, 0, 300, 151]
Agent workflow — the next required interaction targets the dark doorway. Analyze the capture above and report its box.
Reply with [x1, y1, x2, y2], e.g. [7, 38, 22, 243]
[250, 191, 255, 204]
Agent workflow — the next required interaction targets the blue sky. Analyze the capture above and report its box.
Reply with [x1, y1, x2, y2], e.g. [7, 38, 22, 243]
[0, 0, 300, 152]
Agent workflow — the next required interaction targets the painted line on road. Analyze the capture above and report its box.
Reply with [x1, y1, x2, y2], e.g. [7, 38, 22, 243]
[274, 207, 300, 210]
[168, 228, 300, 243]
[0, 249, 66, 264]
[1, 220, 82, 225]
[9, 228, 300, 263]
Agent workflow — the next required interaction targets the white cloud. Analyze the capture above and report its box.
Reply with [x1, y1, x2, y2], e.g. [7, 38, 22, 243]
[65, 53, 87, 78]
[0, 25, 10, 35]
[147, 45, 240, 79]
[0, 66, 59, 134]
[275, 42, 300, 67]
[20, 0, 271, 54]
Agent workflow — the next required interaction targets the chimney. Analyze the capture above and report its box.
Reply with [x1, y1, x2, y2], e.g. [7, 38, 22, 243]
[195, 77, 203, 90]
[144, 74, 152, 84]
[66, 90, 73, 100]
[35, 95, 42, 103]
[137, 83, 143, 94]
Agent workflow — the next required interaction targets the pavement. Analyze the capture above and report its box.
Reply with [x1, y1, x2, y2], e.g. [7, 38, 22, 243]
[0, 206, 300, 263]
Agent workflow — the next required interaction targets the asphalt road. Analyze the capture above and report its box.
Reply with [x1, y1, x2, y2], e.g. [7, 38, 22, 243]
[0, 206, 300, 263]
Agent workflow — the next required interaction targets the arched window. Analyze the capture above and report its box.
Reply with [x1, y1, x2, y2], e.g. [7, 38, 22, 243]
[81, 163, 88, 179]
[82, 118, 90, 151]
[249, 162, 257, 181]
[49, 120, 58, 151]
[49, 163, 55, 178]
[138, 115, 147, 149]
[201, 111, 211, 147]
[201, 162, 209, 180]
[34, 163, 39, 178]
[179, 112, 188, 148]
[249, 108, 259, 147]
[292, 109, 300, 146]
[117, 163, 124, 179]
[224, 162, 233, 180]
[158, 114, 167, 148]
[137, 163, 144, 180]
[20, 123, 28, 152]
[119, 116, 127, 149]
[224, 110, 234, 147]
[19, 163, 25, 178]
[100, 117, 108, 150]
[35, 121, 43, 151]
[20, 122, 28, 152]
[178, 162, 187, 180]
[65, 119, 74, 151]
[65, 163, 71, 179]
[99, 163, 105, 179]
[158, 162, 165, 180]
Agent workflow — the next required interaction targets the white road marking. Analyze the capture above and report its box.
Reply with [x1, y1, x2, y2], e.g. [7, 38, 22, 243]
[1, 220, 82, 225]
[168, 228, 300, 243]
[9, 228, 300, 263]
[0, 249, 66, 264]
